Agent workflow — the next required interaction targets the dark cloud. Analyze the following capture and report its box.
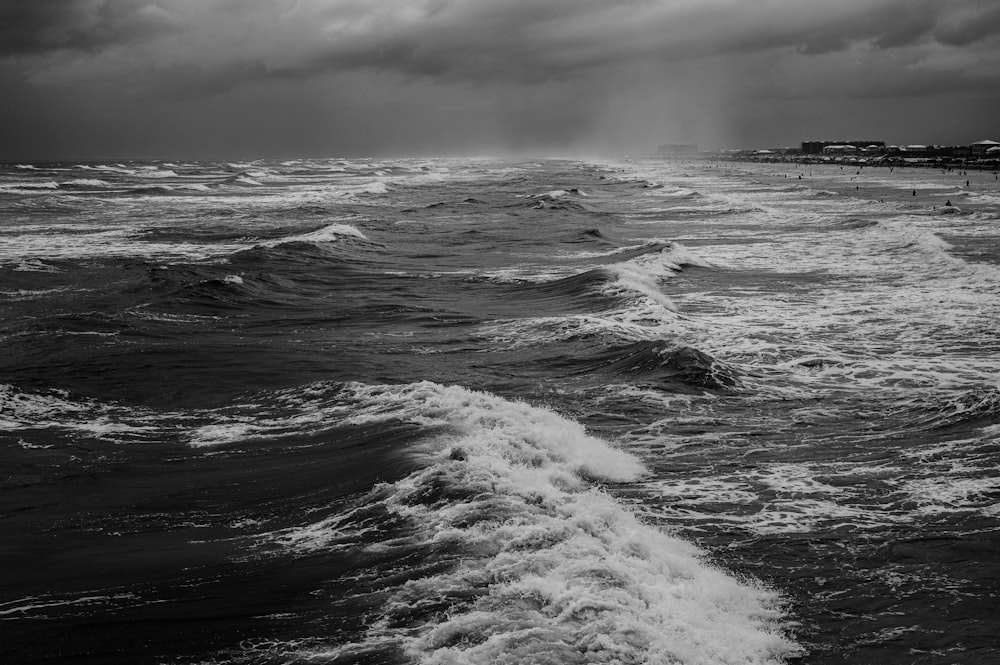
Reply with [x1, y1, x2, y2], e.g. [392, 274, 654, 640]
[0, 0, 101, 55]
[1, 0, 997, 157]
[3, 1, 995, 83]
[0, 0, 180, 56]
[933, 4, 1000, 46]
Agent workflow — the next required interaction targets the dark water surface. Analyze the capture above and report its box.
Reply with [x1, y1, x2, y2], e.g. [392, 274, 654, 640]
[2, 158, 998, 664]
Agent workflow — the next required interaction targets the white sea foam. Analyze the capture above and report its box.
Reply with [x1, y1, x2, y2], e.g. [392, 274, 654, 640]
[265, 222, 370, 245]
[131, 184, 174, 193]
[0, 593, 137, 618]
[345, 381, 645, 481]
[1, 181, 60, 191]
[601, 243, 711, 314]
[0, 381, 342, 447]
[357, 181, 389, 195]
[86, 164, 136, 175]
[1, 224, 249, 263]
[0, 287, 76, 300]
[475, 314, 664, 349]
[136, 169, 178, 179]
[0, 384, 157, 439]
[189, 422, 258, 447]
[902, 474, 1000, 516]
[268, 381, 800, 664]
[604, 263, 678, 311]
[961, 191, 1000, 204]
[660, 241, 715, 268]
[12, 259, 62, 272]
[471, 249, 700, 347]
[589, 158, 1000, 543]
[658, 187, 698, 198]
[63, 179, 111, 187]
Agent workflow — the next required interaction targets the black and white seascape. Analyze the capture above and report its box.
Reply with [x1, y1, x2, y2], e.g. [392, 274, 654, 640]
[3, 158, 999, 664]
[2, 2, 1000, 665]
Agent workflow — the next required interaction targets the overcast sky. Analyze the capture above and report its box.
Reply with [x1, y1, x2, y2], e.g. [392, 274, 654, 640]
[1, 0, 998, 159]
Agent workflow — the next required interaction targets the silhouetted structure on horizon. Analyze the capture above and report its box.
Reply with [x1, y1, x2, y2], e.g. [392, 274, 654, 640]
[801, 140, 885, 154]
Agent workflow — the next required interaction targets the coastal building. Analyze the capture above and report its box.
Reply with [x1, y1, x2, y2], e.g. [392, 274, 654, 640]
[971, 139, 1000, 155]
[802, 140, 885, 154]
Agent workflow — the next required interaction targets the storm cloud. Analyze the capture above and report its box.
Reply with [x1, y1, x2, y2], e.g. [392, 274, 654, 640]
[2, 0, 998, 158]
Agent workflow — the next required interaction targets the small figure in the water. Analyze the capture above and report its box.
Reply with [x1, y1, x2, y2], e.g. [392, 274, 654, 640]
[912, 190, 916, 196]
[945, 199, 952, 206]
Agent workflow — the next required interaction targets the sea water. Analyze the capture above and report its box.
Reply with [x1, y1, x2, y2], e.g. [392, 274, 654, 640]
[1, 157, 997, 664]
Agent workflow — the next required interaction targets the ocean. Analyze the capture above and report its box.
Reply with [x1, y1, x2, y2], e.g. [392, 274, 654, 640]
[1, 156, 998, 664]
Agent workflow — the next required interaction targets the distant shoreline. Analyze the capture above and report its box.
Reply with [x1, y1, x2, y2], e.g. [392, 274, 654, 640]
[648, 153, 1000, 171]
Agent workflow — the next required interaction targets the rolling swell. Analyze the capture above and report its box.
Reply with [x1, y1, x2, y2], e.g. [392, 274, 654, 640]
[0, 382, 426, 662]
[573, 228, 615, 244]
[904, 389, 1000, 432]
[227, 241, 358, 269]
[152, 268, 309, 312]
[566, 230, 673, 265]
[224, 222, 381, 270]
[513, 192, 592, 212]
[254, 381, 798, 664]
[548, 340, 741, 392]
[592, 241, 672, 264]
[4, 379, 798, 663]
[1, 158, 837, 664]
[496, 255, 686, 316]
[496, 269, 621, 313]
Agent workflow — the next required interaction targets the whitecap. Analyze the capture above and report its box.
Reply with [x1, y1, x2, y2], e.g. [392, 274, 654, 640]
[662, 187, 698, 197]
[357, 181, 389, 195]
[91, 165, 137, 175]
[62, 179, 110, 188]
[603, 263, 678, 312]
[1, 181, 60, 191]
[136, 169, 178, 179]
[11, 259, 62, 273]
[268, 381, 801, 664]
[266, 222, 370, 245]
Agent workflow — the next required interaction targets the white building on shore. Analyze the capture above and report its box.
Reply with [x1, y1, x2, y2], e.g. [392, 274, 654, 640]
[971, 139, 1000, 155]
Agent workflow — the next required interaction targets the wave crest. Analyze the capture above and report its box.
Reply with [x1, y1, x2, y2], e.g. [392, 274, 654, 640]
[557, 341, 742, 392]
[269, 381, 798, 664]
